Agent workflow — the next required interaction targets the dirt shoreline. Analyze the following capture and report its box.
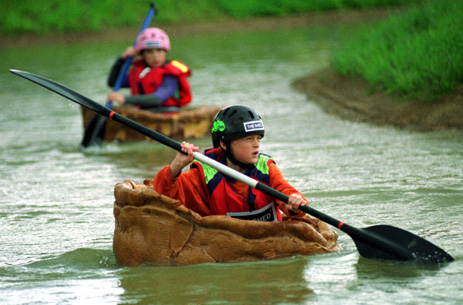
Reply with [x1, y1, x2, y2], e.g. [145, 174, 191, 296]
[292, 68, 463, 132]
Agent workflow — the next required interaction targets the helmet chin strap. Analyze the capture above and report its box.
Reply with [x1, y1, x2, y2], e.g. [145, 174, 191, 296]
[222, 143, 255, 170]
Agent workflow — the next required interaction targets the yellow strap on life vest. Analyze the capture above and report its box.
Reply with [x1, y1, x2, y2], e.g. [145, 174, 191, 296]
[171, 60, 189, 73]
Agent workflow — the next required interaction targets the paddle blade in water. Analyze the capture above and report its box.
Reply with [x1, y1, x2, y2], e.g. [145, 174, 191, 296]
[354, 225, 454, 264]
[81, 116, 106, 148]
[300, 205, 453, 264]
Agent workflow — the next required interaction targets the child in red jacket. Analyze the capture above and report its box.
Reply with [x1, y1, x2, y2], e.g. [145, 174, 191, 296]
[153, 105, 308, 221]
[107, 27, 192, 112]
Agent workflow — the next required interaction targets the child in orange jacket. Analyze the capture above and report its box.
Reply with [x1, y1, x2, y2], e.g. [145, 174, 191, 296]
[153, 105, 308, 221]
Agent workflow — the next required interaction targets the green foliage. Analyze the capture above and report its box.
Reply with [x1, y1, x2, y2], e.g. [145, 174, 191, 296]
[0, 0, 219, 35]
[216, 0, 343, 18]
[1, 0, 413, 35]
[215, 0, 420, 17]
[331, 0, 463, 100]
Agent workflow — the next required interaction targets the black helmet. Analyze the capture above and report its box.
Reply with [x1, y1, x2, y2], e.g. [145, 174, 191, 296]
[212, 105, 265, 148]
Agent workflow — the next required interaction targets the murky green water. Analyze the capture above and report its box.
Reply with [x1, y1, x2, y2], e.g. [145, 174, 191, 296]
[1, 24, 462, 304]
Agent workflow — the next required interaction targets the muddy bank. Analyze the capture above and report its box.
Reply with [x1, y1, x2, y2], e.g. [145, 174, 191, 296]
[292, 68, 463, 132]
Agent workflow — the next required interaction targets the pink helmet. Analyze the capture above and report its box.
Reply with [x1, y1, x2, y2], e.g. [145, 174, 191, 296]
[135, 27, 171, 53]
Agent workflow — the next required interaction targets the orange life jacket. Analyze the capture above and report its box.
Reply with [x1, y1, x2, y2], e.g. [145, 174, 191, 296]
[191, 148, 282, 221]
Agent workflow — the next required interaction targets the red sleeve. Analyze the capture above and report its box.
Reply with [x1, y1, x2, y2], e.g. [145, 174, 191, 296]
[153, 165, 212, 216]
[268, 162, 307, 217]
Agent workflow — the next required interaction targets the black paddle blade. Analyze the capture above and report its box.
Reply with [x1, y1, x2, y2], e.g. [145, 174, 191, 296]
[10, 69, 111, 148]
[10, 69, 112, 117]
[354, 225, 454, 264]
[81, 115, 106, 148]
[301, 206, 453, 265]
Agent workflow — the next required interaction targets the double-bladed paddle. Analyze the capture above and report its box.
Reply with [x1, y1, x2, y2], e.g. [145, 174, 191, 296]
[10, 69, 454, 265]
[81, 1, 157, 148]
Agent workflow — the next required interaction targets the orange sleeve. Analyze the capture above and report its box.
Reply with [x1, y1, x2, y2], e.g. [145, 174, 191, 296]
[153, 165, 212, 216]
[268, 162, 307, 217]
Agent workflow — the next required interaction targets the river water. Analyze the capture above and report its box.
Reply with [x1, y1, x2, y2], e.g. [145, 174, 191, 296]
[1, 23, 462, 304]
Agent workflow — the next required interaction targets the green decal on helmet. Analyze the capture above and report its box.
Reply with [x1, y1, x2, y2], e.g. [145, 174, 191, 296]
[211, 105, 265, 148]
[212, 120, 225, 133]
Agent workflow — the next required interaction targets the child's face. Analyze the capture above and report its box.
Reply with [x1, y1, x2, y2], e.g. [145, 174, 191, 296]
[142, 48, 167, 68]
[229, 134, 262, 165]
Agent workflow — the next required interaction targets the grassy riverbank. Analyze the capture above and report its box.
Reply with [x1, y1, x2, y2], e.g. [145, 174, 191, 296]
[293, 0, 463, 131]
[331, 0, 463, 101]
[1, 0, 416, 36]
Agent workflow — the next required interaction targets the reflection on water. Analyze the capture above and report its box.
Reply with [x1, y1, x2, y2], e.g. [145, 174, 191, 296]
[118, 258, 313, 304]
[1, 24, 462, 304]
[355, 256, 442, 279]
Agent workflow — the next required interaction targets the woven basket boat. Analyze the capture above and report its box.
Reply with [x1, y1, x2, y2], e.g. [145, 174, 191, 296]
[81, 105, 224, 142]
[113, 180, 341, 267]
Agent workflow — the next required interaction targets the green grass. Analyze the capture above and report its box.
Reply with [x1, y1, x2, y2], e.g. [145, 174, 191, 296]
[1, 0, 415, 36]
[331, 0, 463, 101]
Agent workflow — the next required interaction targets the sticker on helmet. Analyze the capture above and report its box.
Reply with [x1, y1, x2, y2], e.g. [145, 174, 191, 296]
[145, 41, 162, 48]
[244, 120, 264, 132]
[212, 120, 226, 132]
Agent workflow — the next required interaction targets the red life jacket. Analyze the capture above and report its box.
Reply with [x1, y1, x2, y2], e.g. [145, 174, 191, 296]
[191, 148, 283, 221]
[128, 59, 192, 107]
